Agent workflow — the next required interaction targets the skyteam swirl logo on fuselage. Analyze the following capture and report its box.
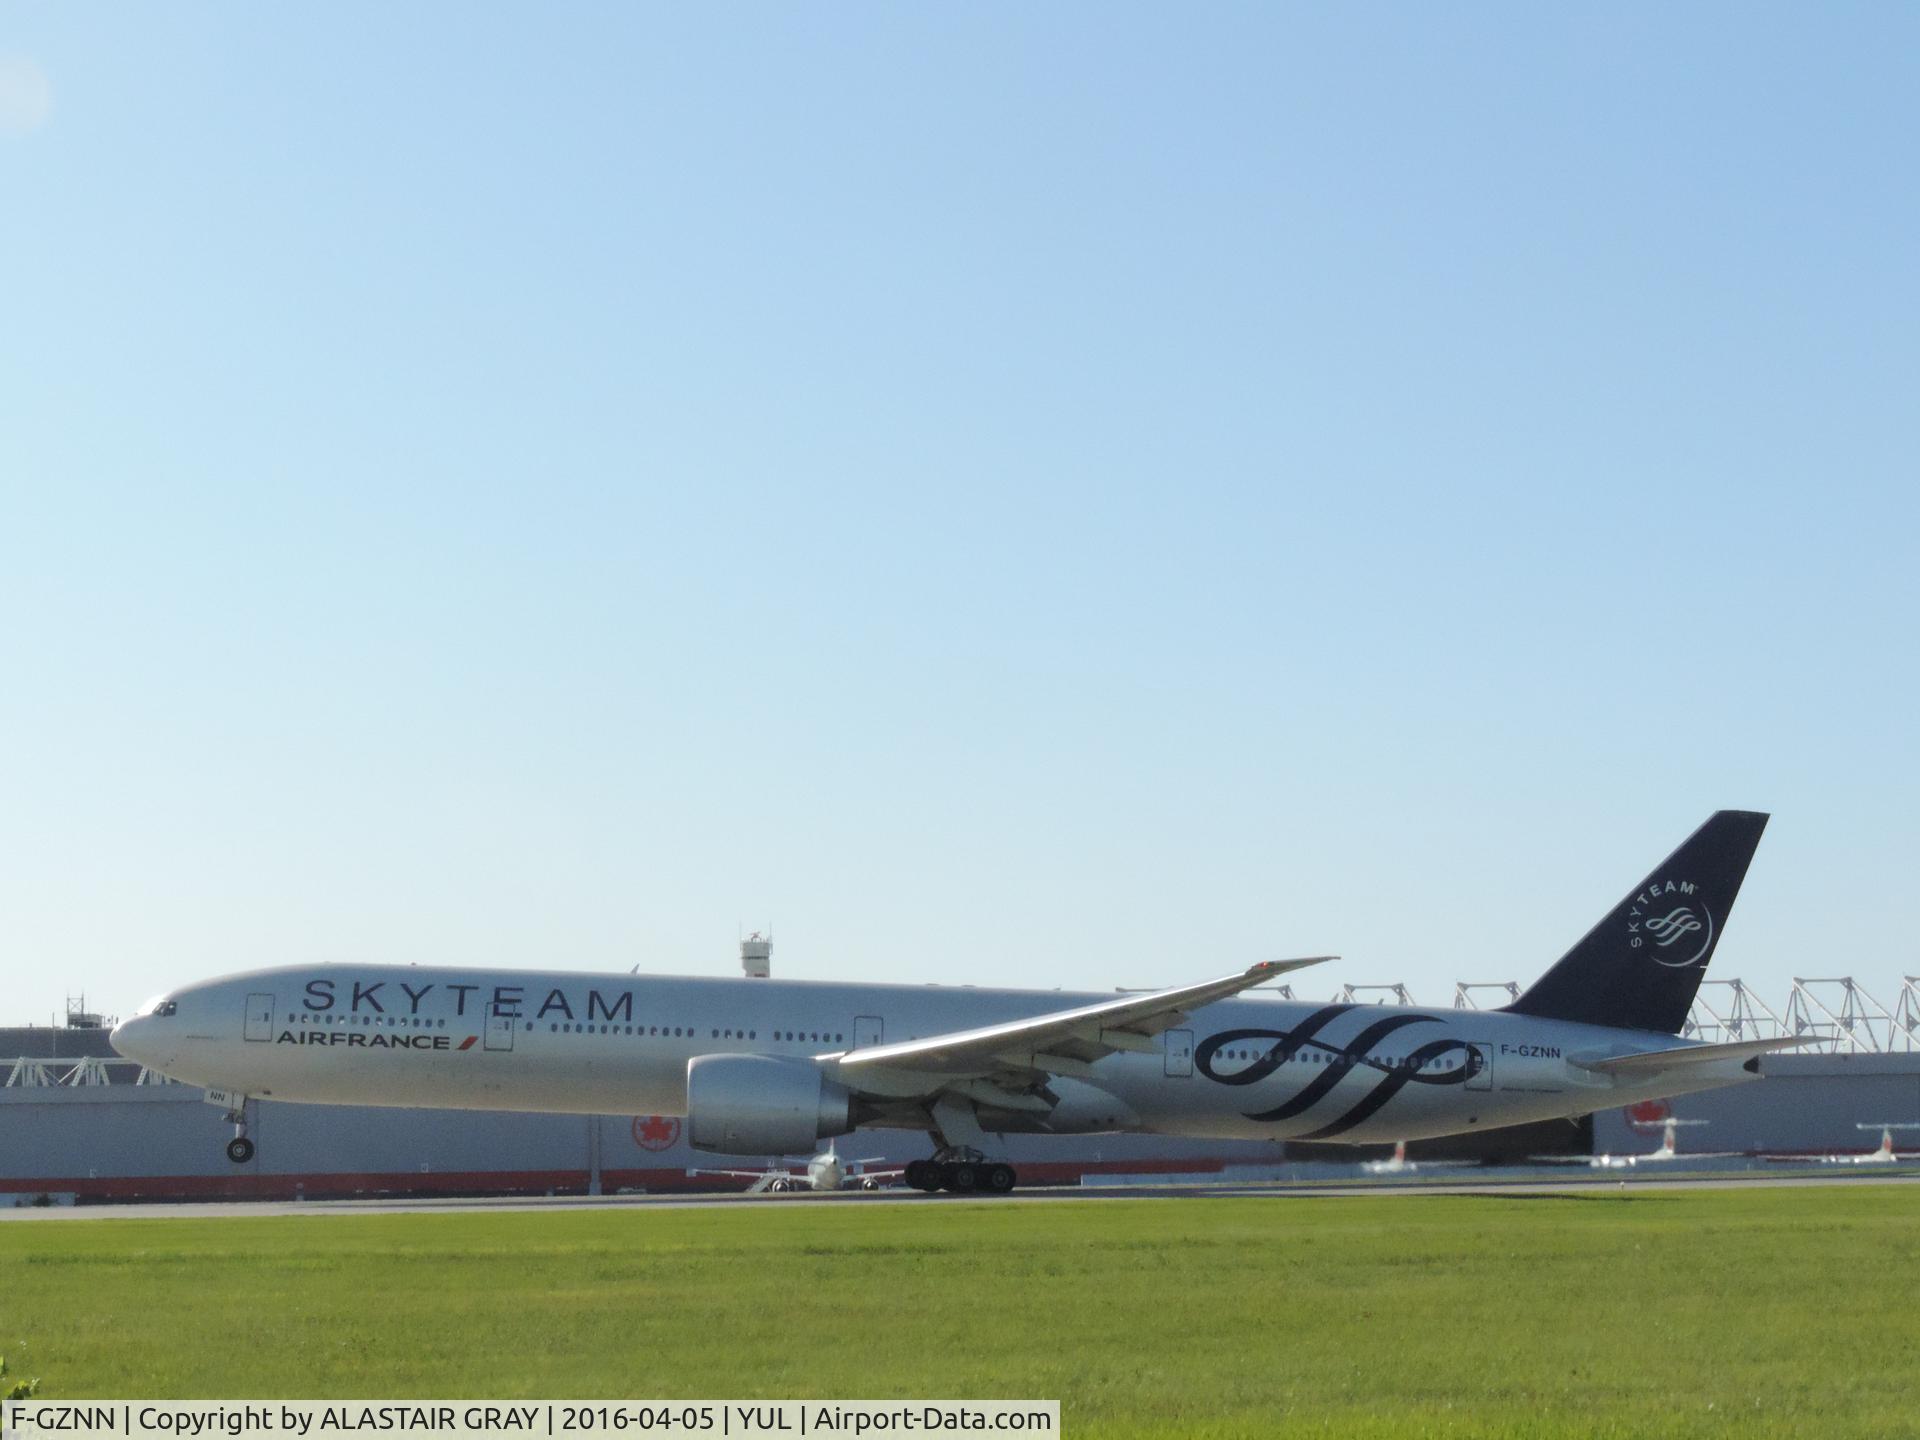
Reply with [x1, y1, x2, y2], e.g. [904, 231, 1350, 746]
[1195, 1005, 1482, 1139]
[1626, 878, 1715, 968]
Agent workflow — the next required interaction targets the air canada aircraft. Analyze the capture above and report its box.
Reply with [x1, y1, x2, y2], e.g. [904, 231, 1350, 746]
[1532, 1116, 1722, 1169]
[1360, 1140, 1475, 1176]
[691, 1139, 903, 1193]
[112, 811, 1808, 1194]
[1824, 1124, 1920, 1164]
[1763, 1123, 1920, 1166]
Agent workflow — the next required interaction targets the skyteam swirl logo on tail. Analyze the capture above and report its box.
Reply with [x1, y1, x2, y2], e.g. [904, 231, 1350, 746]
[1626, 878, 1715, 967]
[1644, 906, 1703, 946]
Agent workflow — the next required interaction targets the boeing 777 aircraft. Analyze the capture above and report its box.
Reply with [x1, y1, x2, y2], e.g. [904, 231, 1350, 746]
[111, 811, 1804, 1194]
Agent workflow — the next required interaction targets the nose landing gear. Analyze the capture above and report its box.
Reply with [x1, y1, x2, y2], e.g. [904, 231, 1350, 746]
[222, 1100, 255, 1165]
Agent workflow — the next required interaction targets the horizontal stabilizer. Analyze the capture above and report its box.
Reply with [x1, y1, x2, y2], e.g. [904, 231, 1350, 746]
[1575, 1035, 1819, 1075]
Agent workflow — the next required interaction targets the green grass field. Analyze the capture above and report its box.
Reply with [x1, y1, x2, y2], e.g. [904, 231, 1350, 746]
[4, 1186, 1917, 1439]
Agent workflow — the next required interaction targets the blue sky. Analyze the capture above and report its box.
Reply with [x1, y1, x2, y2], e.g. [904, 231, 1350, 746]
[3, 5, 1915, 1027]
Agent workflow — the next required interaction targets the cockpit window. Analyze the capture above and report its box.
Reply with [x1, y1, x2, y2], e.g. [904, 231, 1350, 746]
[137, 995, 179, 1018]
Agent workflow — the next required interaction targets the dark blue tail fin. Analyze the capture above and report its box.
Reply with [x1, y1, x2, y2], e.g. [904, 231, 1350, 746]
[1505, 811, 1769, 1035]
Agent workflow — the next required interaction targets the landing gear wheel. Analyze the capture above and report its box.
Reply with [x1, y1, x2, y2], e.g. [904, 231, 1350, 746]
[225, 1136, 255, 1165]
[943, 1163, 977, 1193]
[905, 1160, 941, 1192]
[983, 1163, 1016, 1195]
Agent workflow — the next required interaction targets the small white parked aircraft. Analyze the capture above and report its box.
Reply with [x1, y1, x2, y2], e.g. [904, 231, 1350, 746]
[1362, 1140, 1420, 1175]
[1357, 1139, 1458, 1176]
[1358, 1140, 1484, 1175]
[1530, 1116, 1728, 1169]
[691, 1140, 904, 1193]
[1590, 1117, 1710, 1169]
[1813, 1123, 1920, 1165]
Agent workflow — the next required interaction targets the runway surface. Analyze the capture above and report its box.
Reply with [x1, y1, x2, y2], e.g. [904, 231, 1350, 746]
[5, 1168, 1915, 1220]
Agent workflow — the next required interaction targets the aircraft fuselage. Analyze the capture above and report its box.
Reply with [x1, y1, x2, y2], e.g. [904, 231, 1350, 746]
[112, 963, 1757, 1147]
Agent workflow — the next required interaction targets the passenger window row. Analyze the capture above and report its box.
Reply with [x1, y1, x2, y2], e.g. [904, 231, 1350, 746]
[540, 1025, 849, 1044]
[283, 1012, 851, 1045]
[1214, 1047, 1463, 1071]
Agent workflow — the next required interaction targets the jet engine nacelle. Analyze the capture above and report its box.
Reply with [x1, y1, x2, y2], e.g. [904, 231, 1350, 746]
[686, 1054, 854, 1155]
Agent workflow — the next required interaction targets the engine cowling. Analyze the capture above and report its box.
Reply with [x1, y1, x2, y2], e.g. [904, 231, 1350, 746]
[686, 1054, 854, 1155]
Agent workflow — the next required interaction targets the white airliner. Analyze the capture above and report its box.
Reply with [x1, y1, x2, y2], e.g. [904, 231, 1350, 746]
[1758, 1121, 1920, 1167]
[112, 811, 1810, 1195]
[1361, 1140, 1419, 1176]
[1358, 1139, 1487, 1176]
[691, 1140, 903, 1193]
[1830, 1124, 1920, 1164]
[1358, 1140, 1445, 1176]
[1547, 1117, 1719, 1170]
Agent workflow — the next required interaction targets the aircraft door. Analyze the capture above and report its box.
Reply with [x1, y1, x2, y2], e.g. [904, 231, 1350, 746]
[852, 1015, 883, 1052]
[484, 1010, 516, 1052]
[1164, 1029, 1194, 1078]
[244, 993, 275, 1043]
[1464, 1042, 1493, 1091]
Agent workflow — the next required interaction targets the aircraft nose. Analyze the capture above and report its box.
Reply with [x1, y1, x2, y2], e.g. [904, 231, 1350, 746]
[111, 1016, 163, 1067]
[110, 1016, 144, 1059]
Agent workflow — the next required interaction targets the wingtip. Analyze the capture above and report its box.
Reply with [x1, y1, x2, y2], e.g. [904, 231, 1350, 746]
[1251, 954, 1338, 977]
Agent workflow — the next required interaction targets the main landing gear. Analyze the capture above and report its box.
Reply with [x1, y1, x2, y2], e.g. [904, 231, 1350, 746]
[223, 1102, 255, 1165]
[905, 1147, 1017, 1195]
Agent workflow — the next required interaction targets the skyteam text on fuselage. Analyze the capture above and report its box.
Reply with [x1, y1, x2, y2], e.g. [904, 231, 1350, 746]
[112, 811, 1804, 1194]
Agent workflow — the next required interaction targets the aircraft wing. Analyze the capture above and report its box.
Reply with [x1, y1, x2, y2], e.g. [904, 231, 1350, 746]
[1572, 1035, 1819, 1075]
[833, 956, 1334, 1091]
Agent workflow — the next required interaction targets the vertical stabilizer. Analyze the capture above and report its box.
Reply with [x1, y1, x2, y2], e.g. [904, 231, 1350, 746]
[1505, 811, 1768, 1035]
